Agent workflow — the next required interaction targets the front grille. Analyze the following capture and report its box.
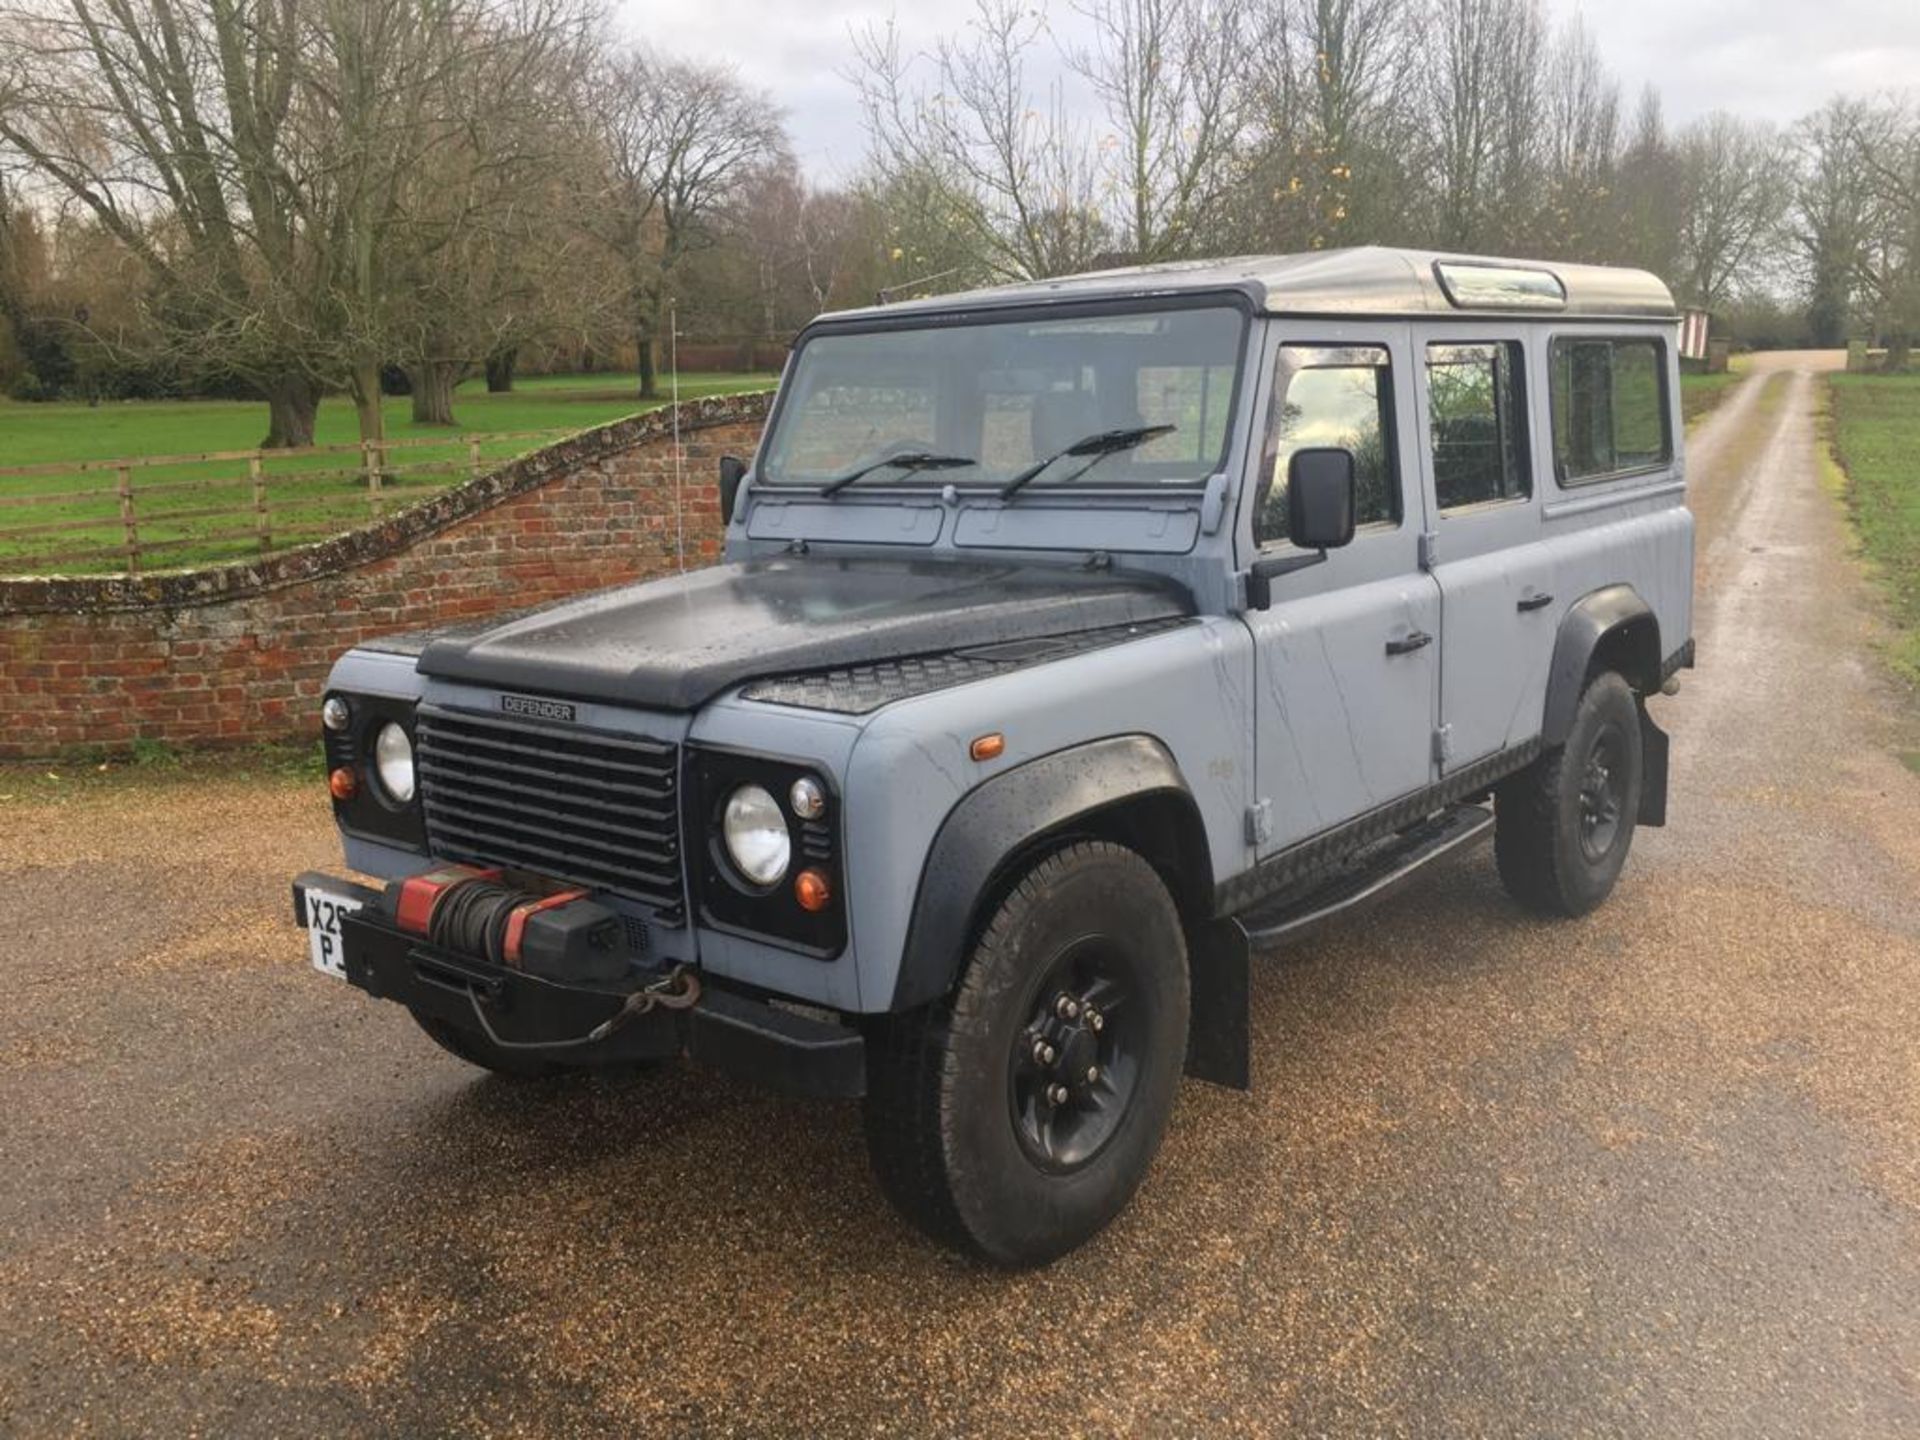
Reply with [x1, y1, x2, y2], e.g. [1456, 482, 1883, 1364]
[415, 704, 685, 923]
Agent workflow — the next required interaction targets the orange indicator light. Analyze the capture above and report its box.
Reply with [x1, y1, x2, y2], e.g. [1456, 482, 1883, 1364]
[969, 732, 1006, 762]
[794, 868, 833, 912]
[328, 766, 358, 801]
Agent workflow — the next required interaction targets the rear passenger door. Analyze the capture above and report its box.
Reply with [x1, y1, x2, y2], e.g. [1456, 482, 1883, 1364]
[1410, 328, 1558, 771]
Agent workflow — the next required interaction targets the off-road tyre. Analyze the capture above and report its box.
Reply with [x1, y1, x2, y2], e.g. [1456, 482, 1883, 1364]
[863, 841, 1190, 1268]
[410, 1008, 569, 1079]
[1495, 670, 1644, 917]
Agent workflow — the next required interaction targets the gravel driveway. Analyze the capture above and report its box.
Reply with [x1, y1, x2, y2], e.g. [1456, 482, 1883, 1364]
[4, 353, 1918, 1436]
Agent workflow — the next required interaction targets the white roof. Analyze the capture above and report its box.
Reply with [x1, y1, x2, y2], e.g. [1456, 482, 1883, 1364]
[831, 246, 1677, 325]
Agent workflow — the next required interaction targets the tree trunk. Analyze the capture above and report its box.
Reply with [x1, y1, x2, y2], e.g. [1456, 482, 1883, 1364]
[484, 347, 518, 393]
[636, 317, 658, 399]
[407, 362, 459, 425]
[1887, 334, 1912, 373]
[262, 374, 319, 449]
[348, 361, 386, 446]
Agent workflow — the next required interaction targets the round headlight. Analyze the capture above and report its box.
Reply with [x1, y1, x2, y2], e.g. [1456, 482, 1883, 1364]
[372, 722, 416, 804]
[722, 784, 790, 887]
[321, 695, 351, 733]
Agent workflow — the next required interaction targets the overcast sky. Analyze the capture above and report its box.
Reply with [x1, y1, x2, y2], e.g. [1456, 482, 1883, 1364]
[612, 0, 1920, 182]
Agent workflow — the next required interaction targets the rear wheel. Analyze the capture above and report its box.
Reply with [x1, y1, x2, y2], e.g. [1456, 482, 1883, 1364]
[864, 841, 1190, 1267]
[1495, 670, 1644, 916]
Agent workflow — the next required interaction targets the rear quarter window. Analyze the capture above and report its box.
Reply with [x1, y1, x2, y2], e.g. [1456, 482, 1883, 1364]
[1549, 336, 1671, 485]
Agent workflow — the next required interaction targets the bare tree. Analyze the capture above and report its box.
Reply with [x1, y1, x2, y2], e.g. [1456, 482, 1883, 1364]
[1839, 97, 1920, 368]
[1423, 0, 1550, 252]
[1530, 15, 1620, 257]
[1063, 0, 1251, 262]
[647, 60, 784, 389]
[0, 173, 61, 396]
[0, 0, 327, 443]
[303, 0, 604, 434]
[851, 2, 1108, 282]
[863, 160, 1001, 300]
[1606, 86, 1682, 280]
[1786, 99, 1876, 346]
[0, 0, 605, 441]
[723, 162, 879, 331]
[1671, 112, 1787, 310]
[1234, 0, 1421, 251]
[792, 185, 878, 314]
[586, 51, 781, 398]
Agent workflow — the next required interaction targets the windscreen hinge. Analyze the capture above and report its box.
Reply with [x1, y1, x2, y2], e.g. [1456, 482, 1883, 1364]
[1200, 472, 1230, 535]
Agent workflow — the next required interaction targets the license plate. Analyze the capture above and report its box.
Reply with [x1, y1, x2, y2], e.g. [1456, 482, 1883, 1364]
[304, 885, 363, 980]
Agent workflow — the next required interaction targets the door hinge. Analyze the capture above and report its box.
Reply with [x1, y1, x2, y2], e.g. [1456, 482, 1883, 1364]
[1418, 530, 1440, 570]
[1244, 798, 1273, 846]
[1433, 724, 1454, 765]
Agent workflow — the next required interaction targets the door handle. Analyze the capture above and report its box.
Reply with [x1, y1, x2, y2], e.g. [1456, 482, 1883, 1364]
[1517, 592, 1555, 612]
[1385, 630, 1433, 656]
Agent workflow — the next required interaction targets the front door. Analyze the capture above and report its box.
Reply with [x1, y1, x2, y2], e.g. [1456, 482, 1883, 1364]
[1243, 325, 1441, 856]
[1408, 326, 1556, 770]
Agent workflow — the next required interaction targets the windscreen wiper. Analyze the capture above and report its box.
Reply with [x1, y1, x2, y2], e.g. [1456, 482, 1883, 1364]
[998, 424, 1176, 500]
[818, 451, 976, 497]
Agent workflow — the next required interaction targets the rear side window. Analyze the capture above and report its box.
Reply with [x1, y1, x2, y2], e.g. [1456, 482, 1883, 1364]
[1257, 345, 1399, 546]
[1426, 341, 1530, 510]
[1550, 337, 1670, 484]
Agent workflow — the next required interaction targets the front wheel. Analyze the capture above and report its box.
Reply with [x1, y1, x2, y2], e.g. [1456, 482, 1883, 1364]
[1495, 669, 1645, 916]
[863, 841, 1190, 1267]
[410, 1008, 570, 1079]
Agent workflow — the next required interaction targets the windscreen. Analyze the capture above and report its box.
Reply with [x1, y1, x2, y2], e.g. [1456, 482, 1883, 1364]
[760, 304, 1247, 490]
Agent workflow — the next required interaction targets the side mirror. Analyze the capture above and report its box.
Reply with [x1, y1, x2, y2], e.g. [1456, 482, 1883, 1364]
[1285, 447, 1357, 550]
[718, 455, 747, 524]
[1246, 447, 1358, 611]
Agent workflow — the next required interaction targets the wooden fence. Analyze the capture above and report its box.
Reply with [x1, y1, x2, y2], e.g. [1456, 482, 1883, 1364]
[0, 429, 573, 576]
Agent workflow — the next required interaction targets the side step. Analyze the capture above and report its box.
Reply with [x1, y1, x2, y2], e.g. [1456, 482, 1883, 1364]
[1239, 802, 1494, 944]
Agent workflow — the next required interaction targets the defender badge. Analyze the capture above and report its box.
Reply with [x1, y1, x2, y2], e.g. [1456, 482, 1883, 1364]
[501, 693, 576, 723]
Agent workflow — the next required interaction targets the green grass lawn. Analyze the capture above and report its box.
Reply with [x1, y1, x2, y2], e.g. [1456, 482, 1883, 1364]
[1827, 371, 1920, 687]
[0, 371, 775, 576]
[1680, 370, 1741, 428]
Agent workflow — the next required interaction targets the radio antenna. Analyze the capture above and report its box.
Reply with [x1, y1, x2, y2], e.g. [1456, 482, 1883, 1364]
[669, 300, 685, 574]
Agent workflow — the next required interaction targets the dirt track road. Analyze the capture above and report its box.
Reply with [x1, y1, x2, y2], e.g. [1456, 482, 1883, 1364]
[4, 353, 1919, 1436]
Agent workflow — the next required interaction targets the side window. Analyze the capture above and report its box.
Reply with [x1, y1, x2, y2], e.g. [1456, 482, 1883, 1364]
[1550, 337, 1671, 484]
[1257, 345, 1398, 547]
[1427, 341, 1530, 510]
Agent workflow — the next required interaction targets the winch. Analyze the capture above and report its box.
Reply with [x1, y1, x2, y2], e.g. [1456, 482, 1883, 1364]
[376, 863, 632, 983]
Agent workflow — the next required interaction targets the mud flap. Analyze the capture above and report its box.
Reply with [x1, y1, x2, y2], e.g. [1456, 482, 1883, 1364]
[1184, 916, 1250, 1090]
[1638, 700, 1670, 827]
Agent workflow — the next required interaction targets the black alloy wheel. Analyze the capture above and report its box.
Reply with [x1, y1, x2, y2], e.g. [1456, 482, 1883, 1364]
[1577, 722, 1630, 863]
[1008, 935, 1145, 1172]
[864, 840, 1191, 1267]
[1494, 669, 1646, 917]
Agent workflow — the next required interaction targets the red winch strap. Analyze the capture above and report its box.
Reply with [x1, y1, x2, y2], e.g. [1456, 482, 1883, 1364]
[502, 889, 590, 968]
[394, 864, 503, 935]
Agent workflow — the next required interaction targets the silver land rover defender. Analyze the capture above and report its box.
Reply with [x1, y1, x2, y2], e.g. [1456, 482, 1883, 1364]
[295, 247, 1694, 1266]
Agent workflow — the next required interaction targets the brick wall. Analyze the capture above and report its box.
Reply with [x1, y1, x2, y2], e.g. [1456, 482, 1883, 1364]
[0, 392, 767, 760]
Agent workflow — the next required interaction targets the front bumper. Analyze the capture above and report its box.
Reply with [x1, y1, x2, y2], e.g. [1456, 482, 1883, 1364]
[293, 873, 865, 1099]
